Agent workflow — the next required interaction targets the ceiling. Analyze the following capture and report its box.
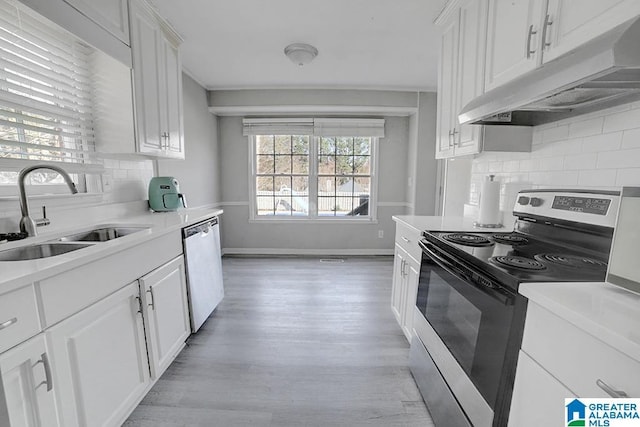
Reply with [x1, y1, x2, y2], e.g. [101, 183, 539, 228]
[149, 0, 447, 92]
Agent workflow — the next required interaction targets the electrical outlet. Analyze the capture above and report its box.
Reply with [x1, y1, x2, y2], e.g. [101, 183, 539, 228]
[378, 230, 384, 238]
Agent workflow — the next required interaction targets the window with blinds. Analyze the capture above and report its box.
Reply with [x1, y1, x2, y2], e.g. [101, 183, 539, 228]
[245, 118, 384, 221]
[0, 0, 100, 192]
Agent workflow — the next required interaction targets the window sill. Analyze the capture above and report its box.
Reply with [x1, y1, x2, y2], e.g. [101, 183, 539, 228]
[248, 217, 378, 224]
[0, 192, 104, 207]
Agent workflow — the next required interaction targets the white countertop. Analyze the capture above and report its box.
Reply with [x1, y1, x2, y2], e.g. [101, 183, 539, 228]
[392, 215, 510, 233]
[0, 207, 223, 295]
[520, 281, 640, 362]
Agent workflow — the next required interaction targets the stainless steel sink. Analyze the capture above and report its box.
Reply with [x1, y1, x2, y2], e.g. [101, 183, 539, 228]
[0, 243, 93, 261]
[57, 226, 149, 242]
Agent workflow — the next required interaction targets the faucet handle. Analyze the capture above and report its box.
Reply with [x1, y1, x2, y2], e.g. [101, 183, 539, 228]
[35, 205, 50, 227]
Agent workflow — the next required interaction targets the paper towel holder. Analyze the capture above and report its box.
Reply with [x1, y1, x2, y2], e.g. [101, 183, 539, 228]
[474, 175, 503, 229]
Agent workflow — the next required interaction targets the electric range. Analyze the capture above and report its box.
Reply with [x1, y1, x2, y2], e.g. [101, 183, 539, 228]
[410, 189, 620, 427]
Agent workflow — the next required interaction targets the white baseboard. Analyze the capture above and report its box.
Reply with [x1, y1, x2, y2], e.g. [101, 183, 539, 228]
[222, 247, 394, 256]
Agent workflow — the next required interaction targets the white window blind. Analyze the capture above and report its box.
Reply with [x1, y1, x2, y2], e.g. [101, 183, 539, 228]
[242, 118, 385, 138]
[0, 0, 99, 170]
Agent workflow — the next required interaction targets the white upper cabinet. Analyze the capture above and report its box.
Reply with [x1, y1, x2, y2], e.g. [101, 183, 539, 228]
[543, 0, 640, 63]
[129, 0, 185, 159]
[485, 0, 640, 91]
[62, 0, 129, 45]
[436, 0, 488, 159]
[484, 0, 546, 92]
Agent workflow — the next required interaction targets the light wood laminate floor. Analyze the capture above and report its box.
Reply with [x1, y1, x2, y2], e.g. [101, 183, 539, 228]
[124, 256, 433, 427]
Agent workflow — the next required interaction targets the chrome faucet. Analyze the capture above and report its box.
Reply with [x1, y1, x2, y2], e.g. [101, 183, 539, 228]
[18, 165, 78, 236]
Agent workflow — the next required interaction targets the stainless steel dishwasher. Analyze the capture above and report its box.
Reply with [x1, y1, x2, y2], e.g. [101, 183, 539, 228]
[182, 217, 224, 332]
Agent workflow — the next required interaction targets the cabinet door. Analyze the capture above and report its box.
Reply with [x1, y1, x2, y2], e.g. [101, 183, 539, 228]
[454, 0, 486, 157]
[485, 0, 546, 91]
[0, 335, 59, 427]
[391, 246, 407, 325]
[46, 282, 149, 427]
[401, 256, 420, 342]
[435, 15, 458, 159]
[508, 351, 576, 427]
[160, 35, 185, 158]
[139, 256, 190, 379]
[543, 0, 640, 63]
[129, 0, 163, 155]
[62, 0, 130, 45]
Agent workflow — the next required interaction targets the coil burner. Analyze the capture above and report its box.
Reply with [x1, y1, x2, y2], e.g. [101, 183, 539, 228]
[534, 254, 608, 270]
[491, 233, 529, 245]
[489, 255, 547, 271]
[442, 233, 493, 247]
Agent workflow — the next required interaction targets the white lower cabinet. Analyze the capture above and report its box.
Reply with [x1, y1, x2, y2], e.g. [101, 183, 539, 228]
[45, 255, 191, 427]
[508, 351, 575, 427]
[0, 334, 59, 427]
[391, 222, 421, 342]
[46, 282, 149, 427]
[139, 256, 190, 379]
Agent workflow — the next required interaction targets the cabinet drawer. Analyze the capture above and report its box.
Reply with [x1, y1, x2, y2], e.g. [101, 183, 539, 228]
[0, 286, 40, 353]
[394, 222, 422, 262]
[522, 302, 640, 398]
[38, 231, 182, 327]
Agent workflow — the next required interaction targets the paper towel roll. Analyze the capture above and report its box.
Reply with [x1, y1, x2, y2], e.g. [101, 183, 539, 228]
[477, 176, 501, 226]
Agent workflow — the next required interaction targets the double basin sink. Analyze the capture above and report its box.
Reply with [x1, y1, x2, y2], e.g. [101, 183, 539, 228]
[0, 226, 150, 261]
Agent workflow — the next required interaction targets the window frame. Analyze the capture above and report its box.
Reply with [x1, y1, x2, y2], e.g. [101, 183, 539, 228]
[249, 134, 379, 223]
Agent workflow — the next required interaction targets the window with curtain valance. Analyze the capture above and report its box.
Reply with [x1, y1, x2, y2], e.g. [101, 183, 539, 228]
[244, 117, 384, 221]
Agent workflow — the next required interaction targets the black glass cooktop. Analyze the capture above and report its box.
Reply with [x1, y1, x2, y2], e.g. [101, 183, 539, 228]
[422, 230, 610, 289]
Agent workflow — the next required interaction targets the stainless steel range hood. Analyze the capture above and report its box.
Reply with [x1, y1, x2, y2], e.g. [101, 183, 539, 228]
[459, 17, 640, 126]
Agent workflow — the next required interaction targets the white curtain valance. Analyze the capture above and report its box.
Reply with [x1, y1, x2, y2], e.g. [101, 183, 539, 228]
[242, 118, 385, 137]
[242, 118, 314, 136]
[313, 118, 385, 137]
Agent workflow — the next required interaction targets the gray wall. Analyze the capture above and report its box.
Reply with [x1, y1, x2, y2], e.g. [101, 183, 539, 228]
[157, 74, 221, 208]
[218, 115, 411, 254]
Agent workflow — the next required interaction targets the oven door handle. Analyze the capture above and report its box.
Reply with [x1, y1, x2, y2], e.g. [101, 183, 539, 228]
[419, 240, 514, 305]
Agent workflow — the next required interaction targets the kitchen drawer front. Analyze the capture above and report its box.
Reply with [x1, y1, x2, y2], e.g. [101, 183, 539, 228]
[394, 222, 422, 263]
[0, 285, 40, 353]
[38, 231, 182, 327]
[522, 302, 640, 398]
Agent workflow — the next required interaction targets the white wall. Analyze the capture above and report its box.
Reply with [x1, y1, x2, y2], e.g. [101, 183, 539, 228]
[218, 115, 414, 254]
[157, 74, 221, 208]
[463, 102, 640, 220]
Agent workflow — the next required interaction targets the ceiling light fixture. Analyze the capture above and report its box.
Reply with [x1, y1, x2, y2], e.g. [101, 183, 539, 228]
[284, 43, 318, 66]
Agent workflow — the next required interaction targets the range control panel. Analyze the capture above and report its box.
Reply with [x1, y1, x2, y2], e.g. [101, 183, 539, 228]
[551, 196, 612, 215]
[513, 190, 620, 228]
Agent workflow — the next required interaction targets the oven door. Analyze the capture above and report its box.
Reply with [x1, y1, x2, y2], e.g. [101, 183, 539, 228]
[416, 239, 516, 410]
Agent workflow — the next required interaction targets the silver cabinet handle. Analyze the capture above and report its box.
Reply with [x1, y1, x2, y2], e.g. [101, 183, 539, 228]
[401, 259, 407, 277]
[147, 287, 155, 310]
[542, 14, 553, 49]
[452, 128, 459, 146]
[401, 236, 410, 243]
[596, 379, 628, 398]
[526, 24, 538, 58]
[0, 317, 17, 331]
[36, 352, 53, 392]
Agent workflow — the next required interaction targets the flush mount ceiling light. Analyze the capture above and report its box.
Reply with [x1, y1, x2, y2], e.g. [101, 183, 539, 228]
[284, 43, 318, 66]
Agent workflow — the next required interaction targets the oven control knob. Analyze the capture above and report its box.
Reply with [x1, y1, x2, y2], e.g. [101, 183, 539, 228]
[529, 197, 543, 207]
[517, 196, 530, 205]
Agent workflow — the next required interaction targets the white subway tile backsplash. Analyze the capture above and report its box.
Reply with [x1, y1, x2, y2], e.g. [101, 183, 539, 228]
[518, 159, 541, 172]
[577, 169, 617, 187]
[621, 128, 640, 149]
[616, 168, 640, 186]
[503, 160, 520, 172]
[540, 157, 565, 171]
[488, 161, 503, 173]
[541, 124, 570, 143]
[581, 132, 623, 153]
[569, 117, 604, 138]
[529, 171, 579, 186]
[603, 108, 640, 133]
[596, 148, 640, 169]
[563, 152, 597, 171]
